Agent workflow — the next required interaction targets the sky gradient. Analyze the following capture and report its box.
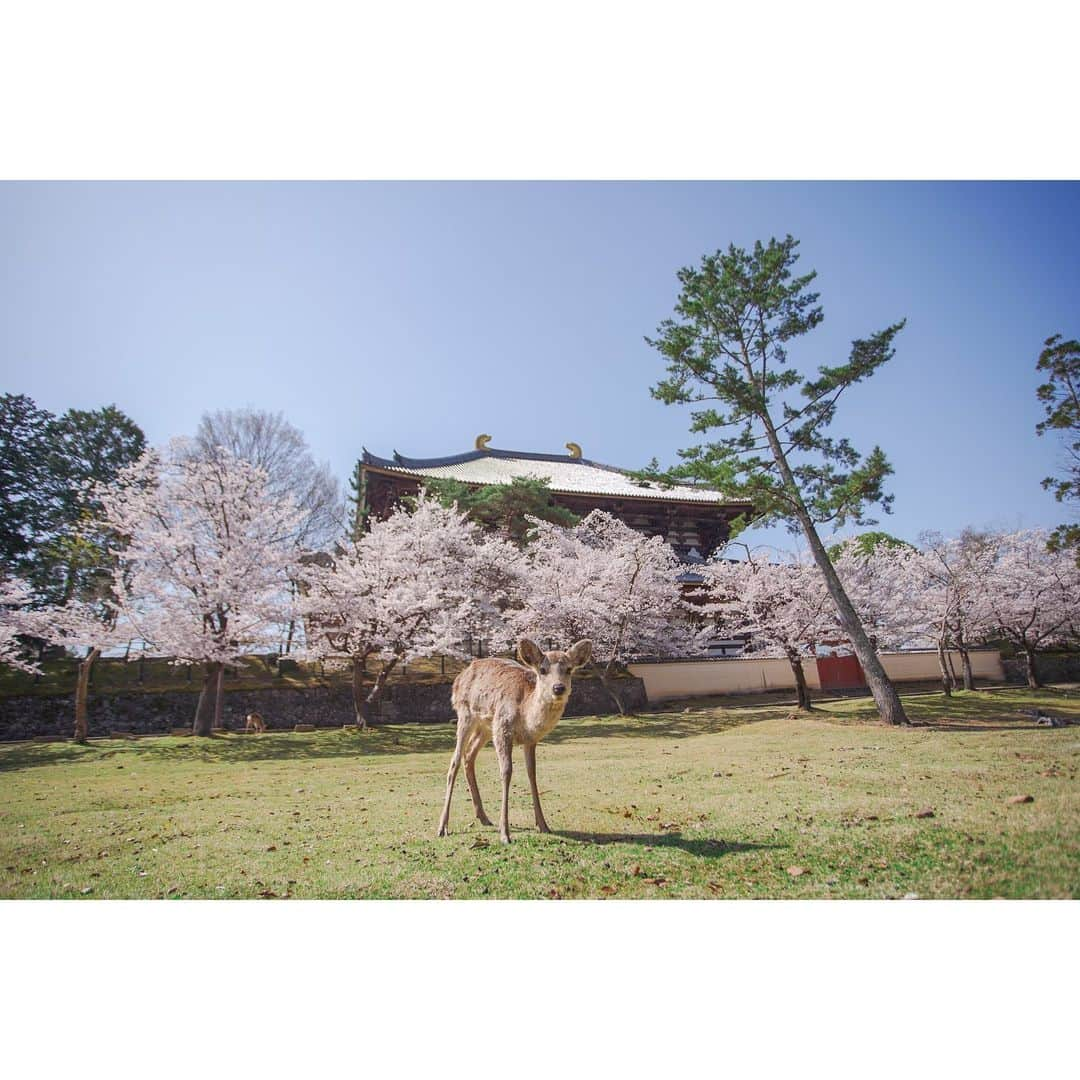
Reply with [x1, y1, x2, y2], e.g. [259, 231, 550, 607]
[2, 181, 1077, 549]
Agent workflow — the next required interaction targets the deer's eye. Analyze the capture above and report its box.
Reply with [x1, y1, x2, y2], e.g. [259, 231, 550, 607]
[539, 661, 549, 674]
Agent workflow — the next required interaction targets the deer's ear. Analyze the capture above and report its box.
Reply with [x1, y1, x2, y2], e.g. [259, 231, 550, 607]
[517, 638, 545, 670]
[567, 639, 592, 668]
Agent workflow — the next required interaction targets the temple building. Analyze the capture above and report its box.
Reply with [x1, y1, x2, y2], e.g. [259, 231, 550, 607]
[356, 435, 752, 561]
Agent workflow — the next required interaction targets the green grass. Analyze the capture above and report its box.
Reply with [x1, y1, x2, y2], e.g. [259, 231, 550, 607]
[2, 686, 1078, 899]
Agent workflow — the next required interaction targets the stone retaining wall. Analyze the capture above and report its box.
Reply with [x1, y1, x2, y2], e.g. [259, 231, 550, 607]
[0, 674, 647, 741]
[1001, 651, 1080, 685]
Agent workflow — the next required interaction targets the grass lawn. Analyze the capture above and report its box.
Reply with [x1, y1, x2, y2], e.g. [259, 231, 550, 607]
[1, 686, 1078, 899]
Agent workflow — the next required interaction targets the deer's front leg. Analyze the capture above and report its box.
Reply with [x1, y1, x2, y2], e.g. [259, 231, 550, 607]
[524, 742, 550, 834]
[493, 725, 514, 844]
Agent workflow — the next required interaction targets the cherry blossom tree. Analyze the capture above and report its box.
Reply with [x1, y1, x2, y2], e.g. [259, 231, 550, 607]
[916, 531, 997, 691]
[99, 441, 302, 735]
[974, 529, 1080, 687]
[513, 511, 690, 714]
[700, 550, 837, 711]
[35, 599, 138, 743]
[297, 493, 521, 727]
[0, 577, 42, 675]
[834, 537, 980, 696]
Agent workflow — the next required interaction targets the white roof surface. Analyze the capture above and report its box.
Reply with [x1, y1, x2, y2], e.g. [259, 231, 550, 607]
[376, 454, 731, 504]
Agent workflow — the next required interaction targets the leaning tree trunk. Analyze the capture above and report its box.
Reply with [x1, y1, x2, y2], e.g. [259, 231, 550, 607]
[785, 648, 812, 712]
[936, 640, 954, 697]
[760, 416, 910, 726]
[599, 659, 627, 716]
[212, 664, 226, 730]
[1023, 644, 1041, 689]
[73, 647, 101, 744]
[192, 662, 223, 736]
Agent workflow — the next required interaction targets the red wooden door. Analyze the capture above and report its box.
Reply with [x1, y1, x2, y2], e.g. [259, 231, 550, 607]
[816, 654, 865, 690]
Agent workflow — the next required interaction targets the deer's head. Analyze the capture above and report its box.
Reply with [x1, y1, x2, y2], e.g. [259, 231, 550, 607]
[518, 638, 592, 701]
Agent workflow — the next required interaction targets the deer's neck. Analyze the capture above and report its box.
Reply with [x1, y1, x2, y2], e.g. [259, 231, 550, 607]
[524, 686, 569, 741]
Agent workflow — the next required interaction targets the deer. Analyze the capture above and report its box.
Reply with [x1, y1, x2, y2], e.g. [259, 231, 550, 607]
[437, 638, 591, 844]
[244, 711, 266, 733]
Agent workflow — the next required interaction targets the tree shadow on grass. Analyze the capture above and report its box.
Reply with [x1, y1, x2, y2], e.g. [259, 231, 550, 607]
[545, 710, 773, 744]
[0, 708, 776, 772]
[0, 726, 460, 772]
[555, 829, 776, 860]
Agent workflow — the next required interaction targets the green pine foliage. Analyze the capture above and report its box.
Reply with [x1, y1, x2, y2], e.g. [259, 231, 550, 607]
[1034, 333, 1080, 559]
[421, 476, 579, 545]
[640, 235, 904, 535]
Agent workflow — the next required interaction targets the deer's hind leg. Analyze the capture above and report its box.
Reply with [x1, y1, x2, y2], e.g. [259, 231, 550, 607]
[493, 716, 514, 844]
[436, 712, 470, 837]
[464, 727, 493, 826]
[524, 742, 550, 834]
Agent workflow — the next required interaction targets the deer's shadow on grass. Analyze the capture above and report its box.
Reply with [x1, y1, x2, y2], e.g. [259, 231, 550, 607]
[554, 829, 775, 859]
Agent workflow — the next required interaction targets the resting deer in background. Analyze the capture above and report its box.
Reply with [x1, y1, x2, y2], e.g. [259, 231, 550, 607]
[437, 638, 592, 844]
[244, 712, 266, 733]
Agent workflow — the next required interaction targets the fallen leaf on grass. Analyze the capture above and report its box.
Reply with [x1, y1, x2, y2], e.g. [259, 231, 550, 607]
[915, 808, 935, 819]
[707, 882, 723, 893]
[1006, 794, 1034, 804]
[641, 876, 667, 886]
[786, 866, 807, 878]
[265, 845, 277, 852]
[599, 885, 618, 896]
[258, 890, 278, 899]
[631, 865, 642, 877]
[470, 837, 490, 849]
[547, 889, 562, 900]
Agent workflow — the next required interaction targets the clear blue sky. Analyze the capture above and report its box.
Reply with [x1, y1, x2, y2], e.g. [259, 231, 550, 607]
[2, 181, 1077, 548]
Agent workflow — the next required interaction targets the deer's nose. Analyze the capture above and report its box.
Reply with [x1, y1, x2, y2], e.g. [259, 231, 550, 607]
[552, 683, 566, 696]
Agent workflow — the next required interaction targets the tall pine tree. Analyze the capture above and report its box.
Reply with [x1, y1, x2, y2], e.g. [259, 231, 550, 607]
[642, 236, 911, 725]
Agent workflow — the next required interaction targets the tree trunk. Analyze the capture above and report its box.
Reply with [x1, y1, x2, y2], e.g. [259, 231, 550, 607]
[959, 647, 975, 691]
[600, 659, 627, 716]
[351, 657, 368, 729]
[1023, 645, 1041, 689]
[759, 416, 910, 725]
[212, 664, 226, 730]
[192, 662, 222, 736]
[352, 660, 395, 728]
[936, 641, 953, 697]
[786, 649, 812, 712]
[946, 649, 959, 686]
[73, 647, 101, 744]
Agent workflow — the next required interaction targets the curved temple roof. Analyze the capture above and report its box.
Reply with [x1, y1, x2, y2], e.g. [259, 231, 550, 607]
[361, 445, 737, 505]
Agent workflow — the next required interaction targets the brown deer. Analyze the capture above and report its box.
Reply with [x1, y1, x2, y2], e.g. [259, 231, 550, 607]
[437, 638, 591, 844]
[244, 712, 266, 733]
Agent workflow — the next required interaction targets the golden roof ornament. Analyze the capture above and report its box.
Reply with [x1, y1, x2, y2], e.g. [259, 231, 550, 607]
[566, 442, 582, 459]
[475, 434, 492, 451]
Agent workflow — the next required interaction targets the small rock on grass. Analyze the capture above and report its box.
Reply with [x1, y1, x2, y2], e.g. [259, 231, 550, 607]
[786, 866, 807, 878]
[1006, 794, 1035, 805]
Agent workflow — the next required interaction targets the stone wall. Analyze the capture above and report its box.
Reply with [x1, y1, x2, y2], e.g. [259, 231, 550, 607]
[0, 674, 647, 741]
[1001, 651, 1080, 686]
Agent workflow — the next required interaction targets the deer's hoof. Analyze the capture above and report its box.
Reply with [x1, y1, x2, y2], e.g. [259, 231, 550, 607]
[500, 834, 512, 845]
[478, 816, 493, 827]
